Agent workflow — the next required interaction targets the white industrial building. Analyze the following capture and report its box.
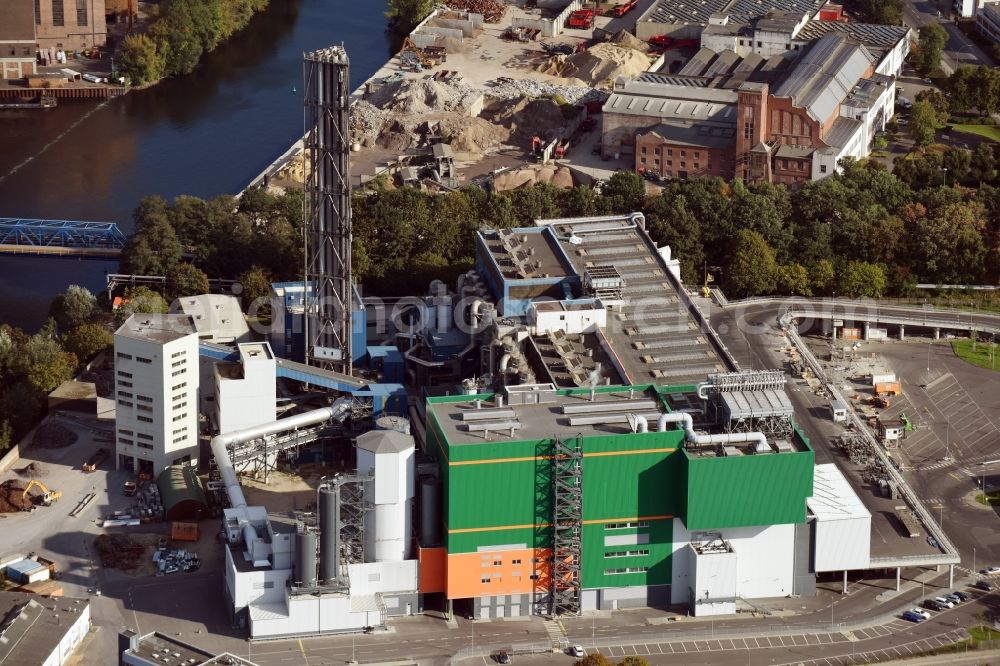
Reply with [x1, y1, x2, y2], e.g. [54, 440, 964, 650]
[958, 0, 1000, 18]
[0, 592, 91, 666]
[171, 294, 251, 344]
[215, 342, 277, 433]
[808, 463, 872, 573]
[114, 314, 200, 476]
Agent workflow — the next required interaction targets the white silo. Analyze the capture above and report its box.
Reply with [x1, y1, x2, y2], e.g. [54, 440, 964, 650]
[355, 430, 415, 562]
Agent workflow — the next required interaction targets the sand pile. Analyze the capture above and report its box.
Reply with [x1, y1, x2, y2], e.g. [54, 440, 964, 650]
[537, 43, 650, 87]
[33, 422, 78, 449]
[435, 115, 511, 154]
[0, 481, 30, 513]
[487, 96, 575, 146]
[607, 29, 650, 53]
[494, 165, 575, 191]
[367, 79, 482, 115]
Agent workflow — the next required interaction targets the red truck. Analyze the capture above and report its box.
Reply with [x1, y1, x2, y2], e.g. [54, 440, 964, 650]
[612, 0, 638, 17]
[566, 9, 595, 29]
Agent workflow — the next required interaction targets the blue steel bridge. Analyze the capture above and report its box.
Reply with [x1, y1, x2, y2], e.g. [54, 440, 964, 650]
[0, 218, 127, 258]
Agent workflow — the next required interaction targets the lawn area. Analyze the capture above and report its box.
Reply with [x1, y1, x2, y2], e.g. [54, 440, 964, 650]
[950, 124, 1000, 142]
[951, 339, 1000, 371]
[975, 491, 1000, 506]
[969, 625, 1000, 642]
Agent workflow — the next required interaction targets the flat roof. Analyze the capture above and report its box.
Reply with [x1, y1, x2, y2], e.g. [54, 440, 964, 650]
[642, 0, 823, 26]
[529, 332, 623, 388]
[127, 632, 219, 664]
[807, 463, 871, 521]
[479, 227, 573, 280]
[429, 386, 669, 445]
[115, 313, 197, 344]
[536, 216, 727, 386]
[0, 593, 89, 666]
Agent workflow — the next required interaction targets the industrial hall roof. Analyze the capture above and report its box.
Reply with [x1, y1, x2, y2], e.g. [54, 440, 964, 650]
[773, 33, 874, 123]
[807, 463, 870, 521]
[0, 593, 89, 666]
[642, 0, 823, 26]
[157, 464, 209, 521]
[639, 122, 736, 149]
[795, 20, 911, 59]
[116, 312, 198, 344]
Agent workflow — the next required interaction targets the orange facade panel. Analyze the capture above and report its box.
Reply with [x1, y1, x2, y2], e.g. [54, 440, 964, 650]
[419, 545, 447, 593]
[446, 548, 552, 600]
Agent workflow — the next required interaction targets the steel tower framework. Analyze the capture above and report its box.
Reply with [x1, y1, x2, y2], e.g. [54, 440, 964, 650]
[551, 437, 583, 616]
[303, 46, 353, 374]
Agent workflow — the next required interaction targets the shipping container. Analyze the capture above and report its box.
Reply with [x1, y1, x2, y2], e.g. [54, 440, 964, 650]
[874, 382, 901, 397]
[871, 373, 897, 385]
[841, 327, 861, 340]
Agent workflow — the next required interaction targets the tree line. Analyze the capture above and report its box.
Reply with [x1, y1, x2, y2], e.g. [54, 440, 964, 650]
[117, 0, 270, 85]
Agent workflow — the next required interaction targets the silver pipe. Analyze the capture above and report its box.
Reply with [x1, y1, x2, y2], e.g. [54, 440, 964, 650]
[211, 399, 351, 509]
[656, 411, 767, 451]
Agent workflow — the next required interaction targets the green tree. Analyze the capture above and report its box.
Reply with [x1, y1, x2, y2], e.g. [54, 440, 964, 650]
[915, 23, 947, 76]
[914, 89, 951, 124]
[602, 171, 646, 213]
[385, 0, 434, 33]
[0, 380, 44, 441]
[724, 229, 778, 297]
[237, 265, 275, 311]
[942, 147, 972, 183]
[644, 193, 705, 284]
[22, 333, 77, 393]
[49, 285, 96, 330]
[62, 323, 113, 366]
[117, 33, 167, 85]
[907, 201, 988, 282]
[971, 143, 996, 182]
[837, 261, 887, 298]
[908, 99, 940, 146]
[946, 65, 977, 113]
[856, 0, 902, 24]
[972, 66, 1000, 116]
[809, 259, 836, 296]
[166, 262, 210, 300]
[618, 658, 649, 666]
[115, 286, 169, 326]
[777, 263, 812, 296]
[123, 196, 183, 275]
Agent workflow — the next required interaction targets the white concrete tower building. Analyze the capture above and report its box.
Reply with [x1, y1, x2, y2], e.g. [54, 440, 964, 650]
[356, 430, 415, 562]
[215, 342, 277, 433]
[114, 314, 200, 476]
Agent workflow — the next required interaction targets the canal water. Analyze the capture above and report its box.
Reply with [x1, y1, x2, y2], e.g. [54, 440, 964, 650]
[0, 0, 392, 330]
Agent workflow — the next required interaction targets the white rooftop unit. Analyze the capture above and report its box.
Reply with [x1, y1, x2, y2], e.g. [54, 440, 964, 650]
[808, 464, 871, 572]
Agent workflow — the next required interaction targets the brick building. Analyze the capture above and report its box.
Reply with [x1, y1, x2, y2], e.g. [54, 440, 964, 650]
[0, 0, 37, 78]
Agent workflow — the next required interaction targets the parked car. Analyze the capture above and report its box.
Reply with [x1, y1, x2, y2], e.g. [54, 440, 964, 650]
[944, 593, 963, 604]
[903, 610, 926, 623]
[953, 591, 969, 601]
[934, 596, 955, 609]
[981, 566, 1000, 575]
[923, 599, 946, 611]
[569, 646, 585, 658]
[495, 651, 511, 664]
[909, 607, 931, 619]
[975, 580, 995, 591]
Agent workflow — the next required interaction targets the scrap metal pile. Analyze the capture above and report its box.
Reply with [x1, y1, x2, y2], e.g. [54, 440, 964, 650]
[152, 546, 201, 575]
[446, 0, 505, 22]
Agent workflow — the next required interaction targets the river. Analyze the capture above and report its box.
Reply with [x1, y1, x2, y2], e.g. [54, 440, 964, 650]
[0, 0, 393, 330]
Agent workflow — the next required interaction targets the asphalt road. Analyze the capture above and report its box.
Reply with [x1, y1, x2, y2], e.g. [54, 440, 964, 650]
[901, 0, 993, 74]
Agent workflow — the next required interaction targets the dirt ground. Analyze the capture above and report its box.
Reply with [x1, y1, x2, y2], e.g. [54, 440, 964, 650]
[240, 464, 345, 512]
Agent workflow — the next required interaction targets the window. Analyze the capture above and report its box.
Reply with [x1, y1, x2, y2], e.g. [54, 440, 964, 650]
[694, 163, 700, 170]
[667, 160, 672, 167]
[137, 395, 153, 403]
[640, 146, 647, 154]
[653, 147, 660, 155]
[117, 371, 132, 378]
[136, 356, 152, 364]
[173, 426, 187, 435]
[173, 436, 187, 444]
[118, 391, 133, 398]
[137, 433, 153, 440]
[137, 442, 153, 450]
[605, 521, 649, 530]
[653, 159, 659, 165]
[173, 393, 184, 402]
[174, 402, 187, 411]
[605, 549, 650, 558]
[171, 359, 186, 368]
[171, 351, 184, 358]
[694, 151, 700, 159]
[172, 382, 187, 391]
[493, 559, 502, 566]
[481, 576, 491, 584]
[118, 437, 133, 445]
[118, 380, 132, 388]
[117, 352, 132, 360]
[117, 399, 133, 408]
[119, 429, 133, 435]
[640, 157, 646, 164]
[137, 404, 152, 412]
[172, 413, 187, 422]
[756, 40, 762, 47]
[680, 161, 686, 168]
[529, 573, 539, 580]
[137, 415, 153, 423]
[604, 567, 649, 575]
[680, 150, 686, 157]
[76, 0, 87, 25]
[171, 368, 187, 377]
[52, 0, 64, 26]
[820, 164, 828, 173]
[512, 559, 522, 565]
[667, 149, 673, 156]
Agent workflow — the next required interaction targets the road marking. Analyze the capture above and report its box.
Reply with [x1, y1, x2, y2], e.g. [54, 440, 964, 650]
[297, 639, 307, 661]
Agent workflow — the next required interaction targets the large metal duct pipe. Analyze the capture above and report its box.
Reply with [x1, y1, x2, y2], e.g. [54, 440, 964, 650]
[696, 382, 716, 400]
[655, 411, 768, 452]
[210, 399, 352, 510]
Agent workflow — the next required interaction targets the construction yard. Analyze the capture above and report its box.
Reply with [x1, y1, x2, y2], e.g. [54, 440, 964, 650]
[269, 0, 673, 192]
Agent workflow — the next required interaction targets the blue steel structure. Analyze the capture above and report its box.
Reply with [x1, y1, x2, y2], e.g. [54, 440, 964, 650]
[0, 218, 127, 250]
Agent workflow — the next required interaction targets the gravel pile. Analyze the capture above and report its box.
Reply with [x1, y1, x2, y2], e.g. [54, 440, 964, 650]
[484, 78, 607, 105]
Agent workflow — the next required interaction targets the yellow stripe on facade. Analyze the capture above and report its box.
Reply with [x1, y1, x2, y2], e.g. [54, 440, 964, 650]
[448, 522, 551, 534]
[448, 447, 676, 466]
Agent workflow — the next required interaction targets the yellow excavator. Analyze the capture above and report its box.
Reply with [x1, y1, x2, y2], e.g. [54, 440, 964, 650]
[22, 479, 61, 508]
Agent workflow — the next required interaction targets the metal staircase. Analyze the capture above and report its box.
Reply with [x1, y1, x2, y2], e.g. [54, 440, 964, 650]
[551, 437, 583, 617]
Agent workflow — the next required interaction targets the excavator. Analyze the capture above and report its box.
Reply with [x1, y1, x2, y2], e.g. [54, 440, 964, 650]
[22, 479, 61, 509]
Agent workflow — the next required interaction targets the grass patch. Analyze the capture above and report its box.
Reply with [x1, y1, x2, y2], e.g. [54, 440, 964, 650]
[969, 625, 1000, 641]
[950, 124, 1000, 142]
[975, 492, 1000, 506]
[951, 339, 1000, 371]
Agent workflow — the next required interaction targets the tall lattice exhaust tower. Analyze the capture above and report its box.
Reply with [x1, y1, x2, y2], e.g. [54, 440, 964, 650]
[303, 46, 353, 374]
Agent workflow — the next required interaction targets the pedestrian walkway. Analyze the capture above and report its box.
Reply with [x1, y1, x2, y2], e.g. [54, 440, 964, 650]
[543, 619, 566, 650]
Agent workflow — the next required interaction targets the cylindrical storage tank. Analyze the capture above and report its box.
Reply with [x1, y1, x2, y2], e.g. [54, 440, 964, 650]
[295, 530, 318, 587]
[375, 415, 411, 435]
[355, 430, 416, 563]
[419, 476, 442, 547]
[318, 485, 338, 583]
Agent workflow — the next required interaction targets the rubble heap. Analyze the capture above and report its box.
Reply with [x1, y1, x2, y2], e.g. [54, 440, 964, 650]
[537, 42, 650, 87]
[445, 0, 505, 22]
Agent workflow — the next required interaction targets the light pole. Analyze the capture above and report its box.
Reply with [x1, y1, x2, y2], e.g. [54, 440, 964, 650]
[942, 167, 949, 187]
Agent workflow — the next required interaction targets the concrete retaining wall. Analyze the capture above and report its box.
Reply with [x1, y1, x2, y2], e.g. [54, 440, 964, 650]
[417, 26, 465, 41]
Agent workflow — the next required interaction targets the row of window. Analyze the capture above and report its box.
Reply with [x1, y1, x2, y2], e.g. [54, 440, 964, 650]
[604, 549, 650, 558]
[481, 573, 541, 584]
[117, 352, 132, 361]
[639, 157, 702, 171]
[138, 415, 153, 424]
[172, 381, 187, 391]
[137, 441, 153, 450]
[118, 380, 133, 388]
[604, 567, 649, 575]
[640, 146, 701, 159]
[172, 412, 188, 422]
[605, 521, 649, 530]
[171, 350, 185, 358]
[172, 435, 188, 444]
[171, 359, 186, 368]
[136, 356, 152, 364]
[171, 367, 187, 377]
